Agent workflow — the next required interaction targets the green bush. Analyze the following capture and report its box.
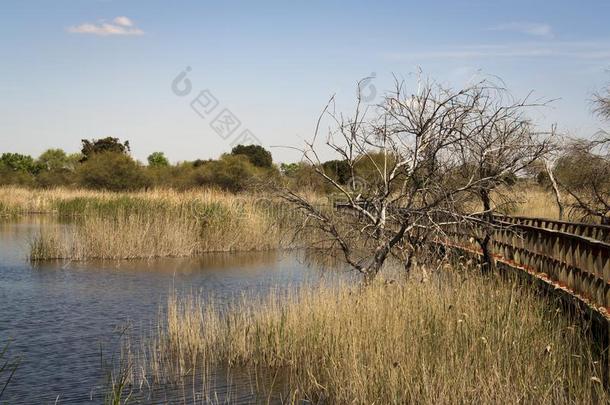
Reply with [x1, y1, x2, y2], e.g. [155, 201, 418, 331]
[0, 166, 35, 186]
[36, 168, 76, 188]
[147, 152, 169, 167]
[77, 152, 150, 191]
[322, 159, 351, 184]
[80, 137, 130, 162]
[191, 154, 257, 191]
[231, 144, 273, 168]
[0, 153, 38, 173]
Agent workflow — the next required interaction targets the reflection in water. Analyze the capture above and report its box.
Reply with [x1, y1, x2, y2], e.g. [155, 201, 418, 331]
[107, 362, 290, 404]
[33, 251, 283, 275]
[0, 217, 338, 404]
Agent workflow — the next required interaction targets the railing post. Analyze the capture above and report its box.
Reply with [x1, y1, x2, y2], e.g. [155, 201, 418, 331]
[603, 256, 610, 284]
[559, 263, 567, 286]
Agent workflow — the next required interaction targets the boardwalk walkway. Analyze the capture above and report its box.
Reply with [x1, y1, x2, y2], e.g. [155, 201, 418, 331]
[446, 215, 610, 320]
[335, 201, 610, 319]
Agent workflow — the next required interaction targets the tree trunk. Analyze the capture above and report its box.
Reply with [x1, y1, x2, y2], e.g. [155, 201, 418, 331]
[479, 188, 495, 274]
[404, 250, 415, 279]
[363, 258, 384, 284]
[363, 244, 393, 284]
[545, 161, 564, 220]
[479, 234, 494, 273]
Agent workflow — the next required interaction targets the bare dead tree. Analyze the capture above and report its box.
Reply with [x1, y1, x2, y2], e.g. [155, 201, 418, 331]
[454, 93, 557, 272]
[593, 83, 610, 125]
[554, 84, 610, 224]
[544, 158, 564, 220]
[282, 77, 555, 282]
[555, 139, 610, 224]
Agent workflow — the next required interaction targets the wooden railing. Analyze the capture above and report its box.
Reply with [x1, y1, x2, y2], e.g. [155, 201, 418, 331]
[494, 214, 610, 244]
[445, 217, 610, 315]
[333, 202, 610, 316]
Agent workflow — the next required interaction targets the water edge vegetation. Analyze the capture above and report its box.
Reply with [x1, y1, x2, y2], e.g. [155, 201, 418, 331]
[125, 267, 608, 403]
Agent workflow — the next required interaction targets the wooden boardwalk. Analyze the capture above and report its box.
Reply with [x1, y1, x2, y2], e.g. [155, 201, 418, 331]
[335, 201, 610, 319]
[336, 202, 610, 379]
[445, 215, 610, 320]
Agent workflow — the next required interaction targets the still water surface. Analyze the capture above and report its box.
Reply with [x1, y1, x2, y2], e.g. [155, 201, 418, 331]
[0, 218, 333, 403]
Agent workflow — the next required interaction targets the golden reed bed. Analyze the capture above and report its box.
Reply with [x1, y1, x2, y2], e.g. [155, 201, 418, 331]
[0, 185, 561, 260]
[135, 270, 607, 404]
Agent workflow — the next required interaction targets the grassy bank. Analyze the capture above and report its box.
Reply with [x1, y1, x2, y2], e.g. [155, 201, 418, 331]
[0, 184, 561, 218]
[140, 271, 607, 404]
[501, 186, 561, 219]
[0, 187, 88, 216]
[15, 187, 312, 260]
[0, 185, 563, 260]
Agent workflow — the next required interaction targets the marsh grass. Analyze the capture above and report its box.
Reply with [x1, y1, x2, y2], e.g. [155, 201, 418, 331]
[141, 270, 608, 404]
[501, 185, 561, 219]
[30, 211, 203, 260]
[0, 187, 111, 216]
[0, 184, 573, 222]
[24, 188, 313, 260]
[1, 184, 581, 260]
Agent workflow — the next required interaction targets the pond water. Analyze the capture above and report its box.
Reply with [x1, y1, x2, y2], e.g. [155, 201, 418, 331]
[0, 218, 336, 404]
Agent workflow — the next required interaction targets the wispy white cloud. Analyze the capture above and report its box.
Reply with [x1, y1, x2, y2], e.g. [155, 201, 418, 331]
[112, 16, 134, 28]
[67, 16, 144, 36]
[383, 41, 610, 61]
[490, 22, 554, 39]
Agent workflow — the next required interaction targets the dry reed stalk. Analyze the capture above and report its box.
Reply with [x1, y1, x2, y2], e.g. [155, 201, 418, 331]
[143, 272, 608, 404]
[27, 190, 309, 260]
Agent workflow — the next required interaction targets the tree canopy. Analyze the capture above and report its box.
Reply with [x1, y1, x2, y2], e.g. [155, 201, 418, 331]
[0, 153, 38, 174]
[147, 152, 170, 167]
[231, 144, 273, 168]
[80, 137, 130, 162]
[77, 152, 148, 191]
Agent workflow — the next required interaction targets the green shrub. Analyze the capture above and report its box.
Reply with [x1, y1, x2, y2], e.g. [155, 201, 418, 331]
[231, 144, 273, 168]
[191, 154, 256, 191]
[77, 152, 150, 191]
[147, 152, 170, 167]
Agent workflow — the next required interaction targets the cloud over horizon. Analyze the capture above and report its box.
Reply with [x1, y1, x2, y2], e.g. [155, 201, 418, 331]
[490, 22, 554, 39]
[383, 40, 610, 61]
[67, 16, 144, 36]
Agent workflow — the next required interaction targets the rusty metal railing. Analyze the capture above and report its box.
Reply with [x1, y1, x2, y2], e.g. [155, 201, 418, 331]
[444, 218, 610, 314]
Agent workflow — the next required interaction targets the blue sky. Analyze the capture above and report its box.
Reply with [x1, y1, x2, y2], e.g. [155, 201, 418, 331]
[1, 0, 610, 163]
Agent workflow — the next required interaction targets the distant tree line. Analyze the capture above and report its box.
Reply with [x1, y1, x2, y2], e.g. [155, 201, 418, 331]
[0, 135, 559, 194]
[2, 80, 610, 217]
[0, 137, 402, 192]
[0, 138, 280, 191]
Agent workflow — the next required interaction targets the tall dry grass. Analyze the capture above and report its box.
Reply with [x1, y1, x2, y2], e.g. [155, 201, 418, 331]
[0, 187, 102, 216]
[27, 189, 308, 260]
[0, 184, 571, 221]
[502, 185, 561, 219]
[30, 211, 203, 260]
[0, 184, 572, 260]
[141, 271, 608, 404]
